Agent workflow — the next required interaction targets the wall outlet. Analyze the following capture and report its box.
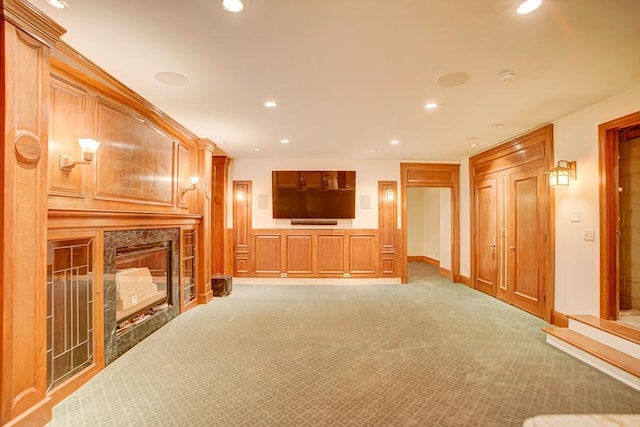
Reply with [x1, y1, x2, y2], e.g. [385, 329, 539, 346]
[343, 273, 350, 278]
[584, 229, 595, 241]
[280, 273, 287, 278]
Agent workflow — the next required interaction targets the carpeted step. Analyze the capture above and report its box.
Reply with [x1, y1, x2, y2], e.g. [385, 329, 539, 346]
[568, 314, 640, 345]
[542, 327, 640, 378]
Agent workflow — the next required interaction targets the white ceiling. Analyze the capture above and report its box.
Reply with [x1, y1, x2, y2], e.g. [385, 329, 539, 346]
[33, 0, 640, 161]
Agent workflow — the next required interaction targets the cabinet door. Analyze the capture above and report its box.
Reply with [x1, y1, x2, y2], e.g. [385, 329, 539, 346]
[507, 167, 546, 317]
[474, 178, 499, 296]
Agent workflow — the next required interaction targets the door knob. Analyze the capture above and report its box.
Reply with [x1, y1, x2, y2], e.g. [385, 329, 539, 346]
[509, 246, 516, 251]
[490, 243, 496, 249]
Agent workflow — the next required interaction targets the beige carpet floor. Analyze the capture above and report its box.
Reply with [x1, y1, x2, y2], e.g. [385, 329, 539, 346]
[50, 263, 640, 426]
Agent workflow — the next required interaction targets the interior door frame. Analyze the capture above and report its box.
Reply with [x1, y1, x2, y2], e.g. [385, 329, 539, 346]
[469, 124, 555, 322]
[599, 111, 640, 320]
[400, 163, 460, 284]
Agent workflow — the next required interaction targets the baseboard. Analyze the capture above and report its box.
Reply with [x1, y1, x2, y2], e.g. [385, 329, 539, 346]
[551, 310, 569, 327]
[438, 267, 452, 280]
[407, 256, 439, 266]
[460, 275, 471, 287]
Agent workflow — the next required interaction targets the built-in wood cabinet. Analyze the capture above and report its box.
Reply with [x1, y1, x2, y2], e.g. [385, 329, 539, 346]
[469, 125, 554, 321]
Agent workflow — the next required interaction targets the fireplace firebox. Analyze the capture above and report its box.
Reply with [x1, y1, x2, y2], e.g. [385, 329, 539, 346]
[104, 228, 180, 365]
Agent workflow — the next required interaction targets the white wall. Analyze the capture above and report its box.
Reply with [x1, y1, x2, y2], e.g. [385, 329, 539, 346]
[407, 187, 440, 259]
[439, 188, 451, 270]
[228, 158, 401, 229]
[407, 187, 426, 256]
[553, 84, 640, 316]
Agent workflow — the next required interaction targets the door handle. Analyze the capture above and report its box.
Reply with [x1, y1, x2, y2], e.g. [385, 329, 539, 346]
[509, 246, 516, 251]
[490, 243, 496, 250]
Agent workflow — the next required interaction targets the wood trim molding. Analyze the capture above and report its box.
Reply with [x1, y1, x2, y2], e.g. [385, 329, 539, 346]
[400, 163, 460, 284]
[460, 276, 471, 287]
[0, 0, 65, 47]
[598, 110, 640, 320]
[551, 310, 569, 327]
[233, 181, 252, 277]
[51, 45, 206, 150]
[407, 255, 439, 266]
[378, 181, 398, 276]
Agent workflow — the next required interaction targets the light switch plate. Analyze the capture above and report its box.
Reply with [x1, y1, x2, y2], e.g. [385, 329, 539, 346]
[570, 211, 580, 222]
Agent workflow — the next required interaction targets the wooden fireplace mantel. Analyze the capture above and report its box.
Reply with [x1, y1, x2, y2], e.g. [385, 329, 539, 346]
[48, 208, 202, 230]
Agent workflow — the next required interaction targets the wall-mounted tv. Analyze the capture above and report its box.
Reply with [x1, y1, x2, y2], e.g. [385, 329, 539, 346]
[272, 171, 356, 219]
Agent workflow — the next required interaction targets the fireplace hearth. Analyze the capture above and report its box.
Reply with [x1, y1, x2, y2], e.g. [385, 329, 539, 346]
[104, 228, 180, 365]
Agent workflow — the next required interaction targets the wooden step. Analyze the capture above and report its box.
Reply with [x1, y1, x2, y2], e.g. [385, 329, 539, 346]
[569, 314, 640, 345]
[542, 327, 640, 378]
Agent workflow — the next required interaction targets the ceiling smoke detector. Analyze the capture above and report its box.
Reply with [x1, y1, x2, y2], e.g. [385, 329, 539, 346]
[498, 70, 517, 83]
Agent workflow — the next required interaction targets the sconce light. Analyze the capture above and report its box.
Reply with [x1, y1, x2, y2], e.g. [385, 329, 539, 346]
[181, 176, 200, 196]
[236, 189, 246, 201]
[59, 138, 101, 171]
[549, 160, 577, 187]
[384, 188, 395, 201]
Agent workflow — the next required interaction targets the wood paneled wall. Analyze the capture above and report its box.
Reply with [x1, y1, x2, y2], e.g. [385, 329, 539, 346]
[47, 66, 201, 212]
[1, 1, 65, 425]
[232, 180, 400, 279]
[233, 181, 252, 276]
[252, 230, 380, 277]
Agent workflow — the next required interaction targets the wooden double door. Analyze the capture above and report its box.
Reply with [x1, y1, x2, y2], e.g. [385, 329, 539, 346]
[470, 125, 554, 321]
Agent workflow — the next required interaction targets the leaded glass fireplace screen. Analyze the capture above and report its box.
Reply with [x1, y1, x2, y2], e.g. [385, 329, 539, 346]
[46, 238, 94, 392]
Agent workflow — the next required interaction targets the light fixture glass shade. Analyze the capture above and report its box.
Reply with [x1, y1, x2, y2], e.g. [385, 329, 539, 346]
[78, 138, 101, 161]
[236, 190, 246, 201]
[549, 160, 576, 187]
[190, 176, 200, 186]
[222, 0, 244, 13]
[384, 188, 395, 201]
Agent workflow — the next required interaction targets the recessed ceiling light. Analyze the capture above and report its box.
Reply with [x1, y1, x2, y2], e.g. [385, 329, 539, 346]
[155, 71, 189, 86]
[222, 0, 244, 13]
[280, 139, 290, 144]
[264, 101, 277, 108]
[45, 0, 69, 10]
[424, 103, 438, 110]
[517, 0, 542, 15]
[390, 139, 400, 145]
[470, 143, 479, 148]
[254, 148, 260, 152]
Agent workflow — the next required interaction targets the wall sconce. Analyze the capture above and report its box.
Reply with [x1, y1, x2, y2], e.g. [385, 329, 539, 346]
[59, 138, 101, 171]
[384, 188, 395, 201]
[181, 176, 200, 196]
[236, 189, 246, 201]
[549, 160, 577, 187]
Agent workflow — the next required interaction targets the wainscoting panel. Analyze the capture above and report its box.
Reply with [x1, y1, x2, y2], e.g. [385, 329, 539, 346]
[254, 235, 281, 274]
[349, 234, 377, 274]
[286, 235, 313, 274]
[48, 77, 87, 197]
[95, 101, 175, 205]
[248, 230, 390, 278]
[317, 235, 344, 274]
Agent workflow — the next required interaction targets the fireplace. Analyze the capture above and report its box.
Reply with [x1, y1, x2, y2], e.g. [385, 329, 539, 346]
[104, 228, 180, 365]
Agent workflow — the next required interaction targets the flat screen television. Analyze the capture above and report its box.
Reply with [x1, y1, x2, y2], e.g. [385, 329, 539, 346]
[272, 171, 356, 219]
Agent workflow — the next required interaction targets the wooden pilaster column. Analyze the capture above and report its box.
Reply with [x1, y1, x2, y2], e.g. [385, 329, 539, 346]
[0, 1, 65, 425]
[196, 139, 215, 304]
[211, 155, 230, 275]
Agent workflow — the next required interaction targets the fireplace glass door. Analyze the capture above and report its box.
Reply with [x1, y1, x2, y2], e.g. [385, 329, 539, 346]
[46, 238, 95, 392]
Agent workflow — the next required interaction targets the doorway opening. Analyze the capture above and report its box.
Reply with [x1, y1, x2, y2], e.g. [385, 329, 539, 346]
[600, 111, 640, 329]
[400, 163, 460, 284]
[406, 187, 453, 282]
